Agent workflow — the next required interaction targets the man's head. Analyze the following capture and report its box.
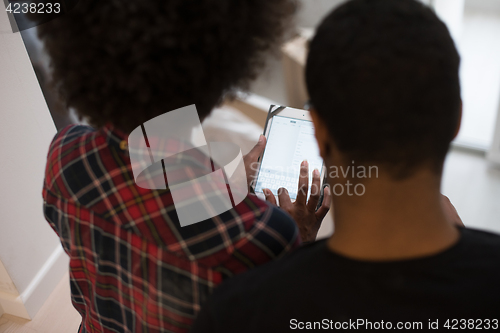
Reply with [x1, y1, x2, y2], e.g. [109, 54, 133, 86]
[35, 0, 296, 132]
[306, 0, 461, 179]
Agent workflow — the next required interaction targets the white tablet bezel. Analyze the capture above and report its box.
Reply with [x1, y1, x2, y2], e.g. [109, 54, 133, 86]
[253, 106, 326, 203]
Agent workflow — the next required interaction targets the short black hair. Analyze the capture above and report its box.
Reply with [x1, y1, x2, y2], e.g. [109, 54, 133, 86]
[306, 0, 461, 178]
[35, 0, 297, 132]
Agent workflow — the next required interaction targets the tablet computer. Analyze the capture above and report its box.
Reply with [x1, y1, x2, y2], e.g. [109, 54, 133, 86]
[253, 106, 326, 202]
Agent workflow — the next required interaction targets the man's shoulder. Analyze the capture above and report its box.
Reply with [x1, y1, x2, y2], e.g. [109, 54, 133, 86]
[461, 227, 500, 249]
[459, 227, 500, 260]
[212, 240, 324, 300]
[207, 227, 500, 304]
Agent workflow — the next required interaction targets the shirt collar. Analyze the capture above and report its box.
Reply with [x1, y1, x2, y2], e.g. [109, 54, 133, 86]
[99, 123, 211, 172]
[101, 123, 129, 152]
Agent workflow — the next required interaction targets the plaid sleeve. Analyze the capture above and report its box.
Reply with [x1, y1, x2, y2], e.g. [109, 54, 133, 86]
[213, 204, 301, 278]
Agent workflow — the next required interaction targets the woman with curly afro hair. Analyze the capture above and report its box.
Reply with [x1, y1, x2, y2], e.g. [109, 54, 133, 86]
[37, 1, 331, 332]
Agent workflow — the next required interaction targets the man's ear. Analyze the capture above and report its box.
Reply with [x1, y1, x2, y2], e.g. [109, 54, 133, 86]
[453, 101, 462, 140]
[310, 108, 330, 159]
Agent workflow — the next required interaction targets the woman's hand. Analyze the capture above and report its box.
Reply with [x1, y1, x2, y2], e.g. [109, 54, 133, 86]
[264, 160, 331, 243]
[243, 135, 266, 188]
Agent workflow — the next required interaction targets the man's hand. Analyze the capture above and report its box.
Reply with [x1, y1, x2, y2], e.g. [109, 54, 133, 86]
[243, 135, 266, 188]
[263, 160, 331, 243]
[442, 195, 464, 227]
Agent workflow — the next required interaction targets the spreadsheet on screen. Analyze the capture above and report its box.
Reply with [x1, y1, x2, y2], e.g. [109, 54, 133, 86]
[255, 115, 323, 200]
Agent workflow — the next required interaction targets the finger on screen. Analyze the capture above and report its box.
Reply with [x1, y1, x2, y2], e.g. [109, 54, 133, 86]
[307, 168, 321, 212]
[278, 187, 292, 210]
[263, 188, 277, 206]
[316, 186, 331, 220]
[296, 160, 309, 205]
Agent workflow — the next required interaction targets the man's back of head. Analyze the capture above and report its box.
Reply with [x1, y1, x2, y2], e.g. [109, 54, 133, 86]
[306, 0, 462, 261]
[306, 0, 461, 179]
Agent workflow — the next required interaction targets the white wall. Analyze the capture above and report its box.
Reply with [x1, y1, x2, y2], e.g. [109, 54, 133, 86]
[297, 0, 345, 28]
[434, 0, 466, 42]
[465, 0, 500, 12]
[0, 8, 69, 319]
[296, 0, 437, 28]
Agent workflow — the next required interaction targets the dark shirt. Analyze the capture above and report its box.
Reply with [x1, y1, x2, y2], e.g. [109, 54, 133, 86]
[43, 124, 300, 333]
[192, 228, 500, 332]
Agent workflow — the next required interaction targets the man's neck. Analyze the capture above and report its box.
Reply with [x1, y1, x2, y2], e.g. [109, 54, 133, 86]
[327, 169, 460, 261]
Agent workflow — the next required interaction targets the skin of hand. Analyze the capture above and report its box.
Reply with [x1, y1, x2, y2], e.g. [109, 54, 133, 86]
[243, 135, 267, 188]
[263, 160, 331, 243]
[441, 195, 464, 227]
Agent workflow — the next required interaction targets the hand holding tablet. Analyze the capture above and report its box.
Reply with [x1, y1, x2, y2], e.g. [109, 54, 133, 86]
[252, 106, 331, 242]
[253, 106, 326, 199]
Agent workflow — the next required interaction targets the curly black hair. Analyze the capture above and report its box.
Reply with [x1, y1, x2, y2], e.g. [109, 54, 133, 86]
[34, 0, 297, 132]
[306, 0, 461, 178]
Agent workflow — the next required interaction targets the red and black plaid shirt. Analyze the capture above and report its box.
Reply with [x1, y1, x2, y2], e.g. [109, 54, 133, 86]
[42, 124, 300, 333]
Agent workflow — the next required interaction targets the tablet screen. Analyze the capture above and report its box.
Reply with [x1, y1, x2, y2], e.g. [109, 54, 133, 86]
[255, 115, 323, 200]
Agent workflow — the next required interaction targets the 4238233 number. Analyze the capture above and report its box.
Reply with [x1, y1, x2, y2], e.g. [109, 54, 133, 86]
[5, 2, 61, 14]
[444, 319, 499, 330]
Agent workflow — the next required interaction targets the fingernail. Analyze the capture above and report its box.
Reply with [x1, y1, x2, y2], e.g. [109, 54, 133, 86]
[313, 169, 319, 177]
[302, 160, 308, 167]
[324, 186, 330, 195]
[259, 135, 264, 143]
[263, 188, 269, 195]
